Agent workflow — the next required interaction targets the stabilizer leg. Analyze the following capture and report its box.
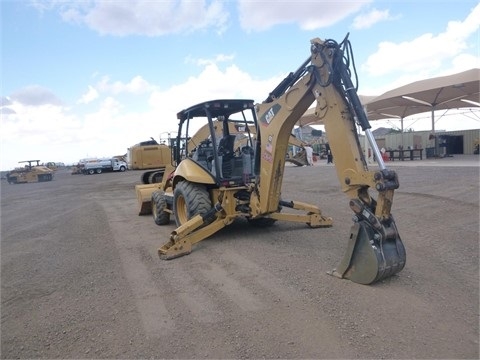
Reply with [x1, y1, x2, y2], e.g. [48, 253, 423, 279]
[158, 203, 228, 259]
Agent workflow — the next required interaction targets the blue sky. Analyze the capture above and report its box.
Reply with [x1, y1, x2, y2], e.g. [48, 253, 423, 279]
[1, 0, 479, 170]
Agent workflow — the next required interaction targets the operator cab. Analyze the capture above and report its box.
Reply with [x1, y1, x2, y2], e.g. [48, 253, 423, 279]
[176, 99, 258, 186]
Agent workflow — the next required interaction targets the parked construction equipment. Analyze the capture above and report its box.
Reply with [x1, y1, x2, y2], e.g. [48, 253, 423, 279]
[127, 138, 173, 184]
[6, 160, 54, 184]
[136, 35, 406, 284]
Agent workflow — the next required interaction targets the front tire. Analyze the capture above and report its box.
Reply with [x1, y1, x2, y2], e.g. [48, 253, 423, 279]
[152, 190, 170, 225]
[173, 181, 212, 226]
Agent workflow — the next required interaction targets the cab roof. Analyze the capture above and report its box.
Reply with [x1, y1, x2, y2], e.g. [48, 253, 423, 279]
[177, 99, 255, 121]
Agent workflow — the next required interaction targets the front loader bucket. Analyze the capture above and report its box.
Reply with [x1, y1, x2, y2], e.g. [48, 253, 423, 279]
[330, 220, 406, 285]
[135, 184, 160, 215]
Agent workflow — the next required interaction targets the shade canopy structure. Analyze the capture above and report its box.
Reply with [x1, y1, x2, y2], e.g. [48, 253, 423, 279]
[364, 69, 480, 155]
[363, 68, 480, 127]
[298, 68, 479, 132]
[297, 95, 377, 127]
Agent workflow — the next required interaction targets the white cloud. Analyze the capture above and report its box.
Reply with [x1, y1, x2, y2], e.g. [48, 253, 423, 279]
[10, 85, 63, 106]
[451, 53, 479, 72]
[52, 0, 230, 36]
[34, 0, 372, 36]
[0, 107, 16, 115]
[0, 101, 82, 167]
[77, 85, 99, 104]
[352, 8, 395, 29]
[150, 62, 282, 108]
[0, 61, 284, 170]
[186, 53, 236, 66]
[96, 75, 157, 95]
[363, 3, 480, 78]
[238, 0, 370, 32]
[147, 62, 285, 135]
[0, 96, 13, 107]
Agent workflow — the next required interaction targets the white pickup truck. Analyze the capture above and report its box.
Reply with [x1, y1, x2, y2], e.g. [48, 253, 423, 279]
[83, 158, 127, 175]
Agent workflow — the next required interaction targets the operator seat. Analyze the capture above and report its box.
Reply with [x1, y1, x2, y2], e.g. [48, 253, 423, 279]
[217, 134, 236, 159]
[216, 134, 236, 178]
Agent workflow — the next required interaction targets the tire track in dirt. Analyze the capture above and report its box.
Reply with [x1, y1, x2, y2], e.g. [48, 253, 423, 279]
[398, 190, 479, 208]
[197, 259, 263, 312]
[151, 239, 351, 357]
[103, 196, 351, 357]
[191, 247, 352, 358]
[149, 256, 225, 324]
[101, 198, 175, 337]
[210, 248, 299, 301]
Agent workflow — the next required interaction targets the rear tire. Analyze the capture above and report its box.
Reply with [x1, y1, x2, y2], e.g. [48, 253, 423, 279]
[173, 181, 212, 227]
[152, 190, 170, 225]
[148, 170, 164, 184]
[88, 169, 95, 175]
[96, 169, 102, 174]
[141, 172, 151, 184]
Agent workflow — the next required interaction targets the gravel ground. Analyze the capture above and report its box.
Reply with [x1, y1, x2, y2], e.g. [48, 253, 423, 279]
[1, 158, 479, 359]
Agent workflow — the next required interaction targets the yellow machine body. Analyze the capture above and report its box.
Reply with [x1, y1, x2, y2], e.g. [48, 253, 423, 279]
[128, 140, 172, 170]
[136, 35, 406, 285]
[7, 160, 54, 184]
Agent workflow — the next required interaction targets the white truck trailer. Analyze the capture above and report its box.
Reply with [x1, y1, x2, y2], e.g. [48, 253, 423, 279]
[83, 158, 127, 175]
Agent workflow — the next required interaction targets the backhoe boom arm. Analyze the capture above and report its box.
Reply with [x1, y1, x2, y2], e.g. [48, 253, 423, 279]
[253, 34, 405, 284]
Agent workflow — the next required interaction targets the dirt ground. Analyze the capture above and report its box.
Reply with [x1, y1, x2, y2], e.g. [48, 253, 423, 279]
[1, 159, 479, 359]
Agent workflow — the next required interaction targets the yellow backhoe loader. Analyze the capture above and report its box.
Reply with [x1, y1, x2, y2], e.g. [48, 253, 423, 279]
[135, 34, 406, 284]
[6, 160, 54, 184]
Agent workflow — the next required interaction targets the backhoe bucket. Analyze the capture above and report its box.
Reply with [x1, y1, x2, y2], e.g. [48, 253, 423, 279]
[330, 220, 406, 285]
